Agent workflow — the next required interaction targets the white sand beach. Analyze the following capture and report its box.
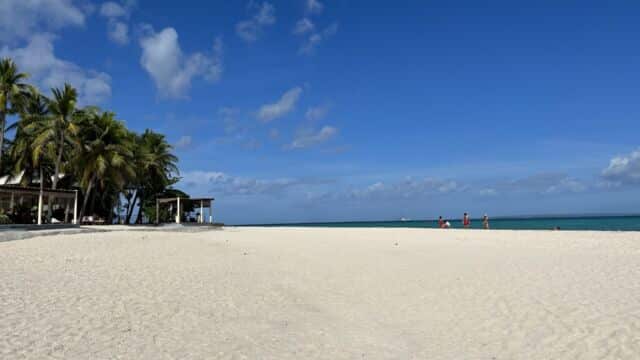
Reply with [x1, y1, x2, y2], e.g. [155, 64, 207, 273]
[1, 227, 640, 359]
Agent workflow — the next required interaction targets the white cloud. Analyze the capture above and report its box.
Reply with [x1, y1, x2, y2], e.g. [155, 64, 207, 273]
[493, 172, 588, 195]
[175, 135, 192, 149]
[543, 177, 587, 194]
[299, 22, 338, 55]
[602, 148, 640, 186]
[139, 27, 223, 99]
[99, 1, 135, 45]
[219, 107, 241, 134]
[0, 34, 112, 104]
[100, 1, 127, 17]
[181, 171, 318, 197]
[478, 188, 497, 197]
[287, 126, 337, 149]
[305, 104, 329, 121]
[236, 2, 276, 43]
[306, 0, 324, 14]
[257, 87, 302, 122]
[349, 177, 463, 200]
[0, 0, 86, 43]
[107, 21, 129, 44]
[293, 18, 315, 35]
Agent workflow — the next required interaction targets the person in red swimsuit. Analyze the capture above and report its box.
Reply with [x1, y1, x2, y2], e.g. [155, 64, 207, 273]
[463, 213, 471, 228]
[437, 216, 444, 228]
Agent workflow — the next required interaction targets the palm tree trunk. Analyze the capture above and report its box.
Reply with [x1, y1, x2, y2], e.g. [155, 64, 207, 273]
[79, 175, 96, 221]
[0, 100, 6, 174]
[46, 195, 53, 222]
[125, 190, 138, 224]
[52, 133, 64, 190]
[107, 198, 116, 224]
[133, 195, 144, 224]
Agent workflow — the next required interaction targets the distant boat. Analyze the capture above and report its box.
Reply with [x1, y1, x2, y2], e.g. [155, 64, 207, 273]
[400, 217, 410, 222]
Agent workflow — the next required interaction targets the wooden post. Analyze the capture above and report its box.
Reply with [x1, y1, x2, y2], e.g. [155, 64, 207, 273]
[73, 190, 78, 225]
[176, 197, 181, 224]
[156, 198, 159, 225]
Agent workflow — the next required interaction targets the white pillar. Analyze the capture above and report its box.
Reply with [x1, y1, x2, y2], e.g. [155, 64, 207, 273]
[73, 190, 78, 225]
[37, 191, 43, 225]
[200, 200, 204, 224]
[176, 197, 181, 224]
[9, 192, 14, 211]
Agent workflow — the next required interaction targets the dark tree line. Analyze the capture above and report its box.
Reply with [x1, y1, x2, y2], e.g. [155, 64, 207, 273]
[0, 57, 180, 224]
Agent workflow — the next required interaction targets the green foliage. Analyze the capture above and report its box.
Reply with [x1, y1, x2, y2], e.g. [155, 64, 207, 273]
[142, 188, 192, 223]
[0, 58, 32, 174]
[2, 57, 181, 224]
[0, 210, 12, 224]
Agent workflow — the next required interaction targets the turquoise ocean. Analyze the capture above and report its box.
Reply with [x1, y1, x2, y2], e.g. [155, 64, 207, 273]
[247, 215, 640, 231]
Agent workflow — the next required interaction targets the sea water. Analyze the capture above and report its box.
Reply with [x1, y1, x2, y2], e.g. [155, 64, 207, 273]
[250, 216, 640, 231]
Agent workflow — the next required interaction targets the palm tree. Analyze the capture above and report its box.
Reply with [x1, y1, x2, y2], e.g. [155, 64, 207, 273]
[0, 58, 30, 173]
[126, 130, 179, 223]
[29, 83, 79, 190]
[74, 110, 135, 220]
[11, 88, 49, 184]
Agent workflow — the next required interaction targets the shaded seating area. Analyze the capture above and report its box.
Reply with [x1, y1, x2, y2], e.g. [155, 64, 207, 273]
[155, 197, 215, 225]
[0, 184, 78, 225]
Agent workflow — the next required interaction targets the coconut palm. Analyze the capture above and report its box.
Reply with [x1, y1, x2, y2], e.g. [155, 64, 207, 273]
[29, 83, 79, 190]
[1, 56, 182, 225]
[11, 88, 50, 184]
[0, 58, 31, 173]
[74, 110, 135, 220]
[126, 130, 179, 223]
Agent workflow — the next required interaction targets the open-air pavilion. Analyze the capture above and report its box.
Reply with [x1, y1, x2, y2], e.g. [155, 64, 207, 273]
[0, 184, 78, 225]
[155, 197, 215, 225]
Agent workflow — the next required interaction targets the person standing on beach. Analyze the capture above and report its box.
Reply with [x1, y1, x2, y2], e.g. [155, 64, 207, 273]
[438, 216, 444, 228]
[482, 214, 490, 229]
[463, 213, 471, 228]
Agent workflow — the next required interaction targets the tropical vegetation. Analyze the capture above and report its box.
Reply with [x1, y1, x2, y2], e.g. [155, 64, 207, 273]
[0, 57, 180, 224]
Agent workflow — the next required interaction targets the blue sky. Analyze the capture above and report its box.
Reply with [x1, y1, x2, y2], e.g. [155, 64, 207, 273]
[2, 0, 640, 224]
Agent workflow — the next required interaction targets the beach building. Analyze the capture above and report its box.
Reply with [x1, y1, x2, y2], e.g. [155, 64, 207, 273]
[155, 196, 215, 225]
[0, 171, 78, 225]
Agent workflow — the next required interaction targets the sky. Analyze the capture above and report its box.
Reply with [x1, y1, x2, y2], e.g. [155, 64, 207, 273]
[1, 0, 640, 224]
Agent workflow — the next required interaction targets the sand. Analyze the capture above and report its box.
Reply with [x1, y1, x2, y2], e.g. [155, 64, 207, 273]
[1, 227, 640, 359]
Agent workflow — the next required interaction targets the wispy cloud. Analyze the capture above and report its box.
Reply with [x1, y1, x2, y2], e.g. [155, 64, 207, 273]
[299, 22, 338, 55]
[236, 1, 276, 43]
[219, 107, 241, 134]
[478, 188, 497, 197]
[287, 126, 337, 149]
[349, 177, 463, 200]
[305, 104, 329, 122]
[0, 0, 86, 43]
[139, 26, 223, 99]
[257, 87, 303, 122]
[293, 18, 314, 35]
[0, 34, 112, 104]
[175, 135, 192, 149]
[181, 171, 330, 197]
[306, 0, 324, 14]
[601, 148, 640, 186]
[99, 1, 136, 45]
